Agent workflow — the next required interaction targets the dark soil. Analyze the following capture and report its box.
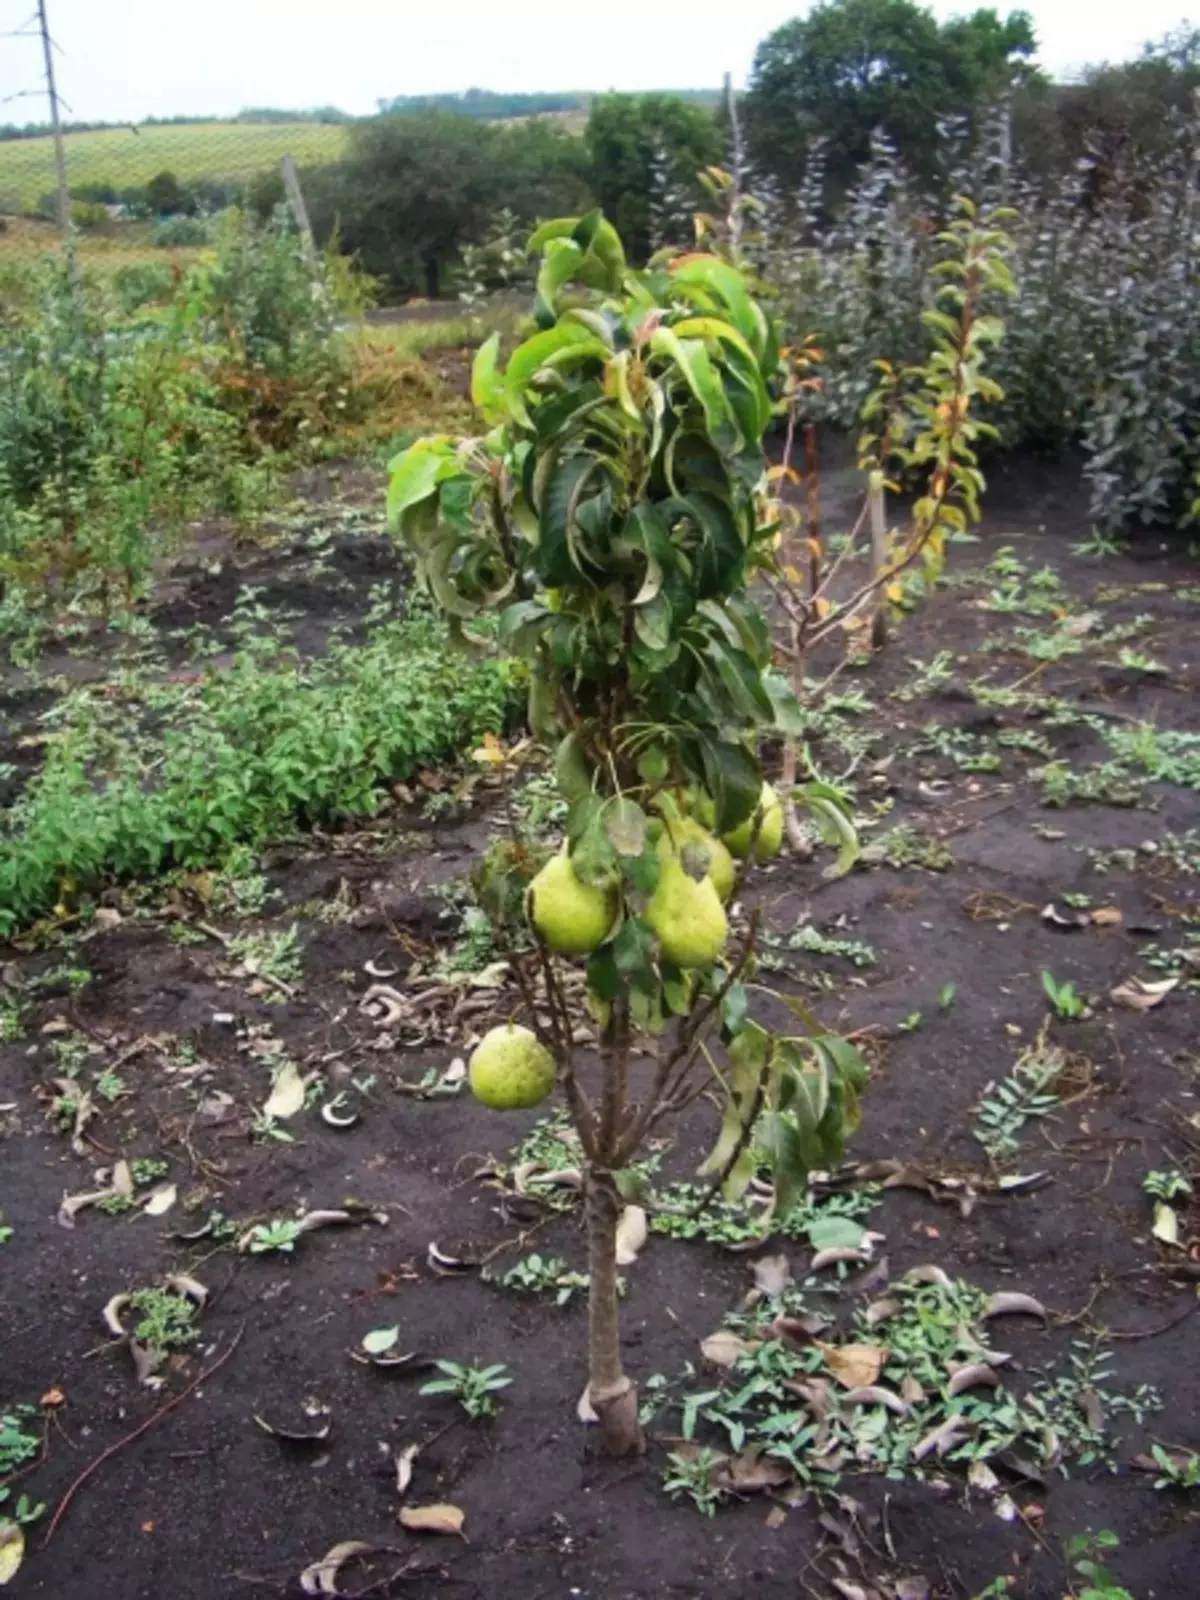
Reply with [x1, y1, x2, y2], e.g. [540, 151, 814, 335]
[2, 454, 1199, 1600]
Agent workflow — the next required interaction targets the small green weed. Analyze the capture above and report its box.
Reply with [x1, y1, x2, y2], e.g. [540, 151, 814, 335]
[975, 1037, 1064, 1160]
[129, 1286, 200, 1353]
[489, 1253, 590, 1307]
[227, 926, 304, 992]
[1149, 1444, 1200, 1490]
[0, 1408, 40, 1476]
[1143, 1169, 1192, 1203]
[1066, 1531, 1135, 1599]
[662, 1447, 729, 1516]
[761, 921, 877, 969]
[1041, 970, 1089, 1019]
[419, 1360, 512, 1420]
[246, 1219, 304, 1254]
[870, 823, 953, 871]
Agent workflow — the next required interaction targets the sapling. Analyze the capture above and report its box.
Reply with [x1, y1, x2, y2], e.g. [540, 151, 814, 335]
[388, 212, 868, 1457]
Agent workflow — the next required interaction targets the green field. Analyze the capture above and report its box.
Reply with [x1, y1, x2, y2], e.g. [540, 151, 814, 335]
[0, 121, 348, 213]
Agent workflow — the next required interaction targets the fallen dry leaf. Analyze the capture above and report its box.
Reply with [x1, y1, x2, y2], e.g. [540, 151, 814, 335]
[263, 1061, 307, 1121]
[398, 1503, 465, 1537]
[1152, 1202, 1180, 1246]
[947, 1362, 1001, 1397]
[840, 1385, 908, 1415]
[0, 1523, 23, 1587]
[811, 1246, 871, 1272]
[719, 1447, 793, 1493]
[700, 1330, 757, 1369]
[1091, 906, 1123, 927]
[394, 1442, 421, 1496]
[903, 1264, 953, 1288]
[576, 1384, 598, 1424]
[299, 1540, 375, 1596]
[819, 1342, 888, 1390]
[142, 1184, 177, 1217]
[983, 1291, 1047, 1324]
[895, 1580, 931, 1600]
[752, 1253, 792, 1297]
[1110, 976, 1179, 1012]
[614, 1205, 647, 1266]
[765, 1505, 788, 1530]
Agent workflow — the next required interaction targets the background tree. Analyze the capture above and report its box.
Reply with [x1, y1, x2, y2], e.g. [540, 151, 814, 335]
[1012, 26, 1200, 185]
[745, 0, 1036, 193]
[144, 169, 194, 217]
[586, 94, 724, 261]
[303, 111, 589, 296]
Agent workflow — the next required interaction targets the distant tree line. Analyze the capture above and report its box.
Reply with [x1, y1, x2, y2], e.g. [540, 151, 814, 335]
[0, 108, 352, 142]
[11, 2, 1200, 302]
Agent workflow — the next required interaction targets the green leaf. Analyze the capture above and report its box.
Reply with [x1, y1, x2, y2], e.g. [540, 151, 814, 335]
[385, 436, 459, 531]
[634, 593, 672, 652]
[538, 453, 603, 587]
[649, 328, 736, 448]
[470, 333, 505, 423]
[535, 237, 585, 320]
[572, 810, 620, 887]
[698, 740, 761, 833]
[505, 325, 609, 426]
[669, 255, 764, 353]
[794, 783, 860, 879]
[554, 732, 593, 803]
[756, 1112, 811, 1214]
[604, 797, 647, 857]
[587, 945, 621, 1002]
[721, 983, 747, 1035]
[806, 1215, 867, 1252]
[612, 916, 657, 981]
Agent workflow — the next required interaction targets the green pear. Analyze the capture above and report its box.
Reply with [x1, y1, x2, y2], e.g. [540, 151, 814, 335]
[528, 850, 616, 956]
[659, 815, 735, 902]
[646, 851, 728, 968]
[723, 781, 784, 861]
[469, 1024, 556, 1110]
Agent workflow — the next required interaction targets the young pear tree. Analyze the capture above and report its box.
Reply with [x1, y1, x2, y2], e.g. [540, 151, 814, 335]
[387, 211, 867, 1458]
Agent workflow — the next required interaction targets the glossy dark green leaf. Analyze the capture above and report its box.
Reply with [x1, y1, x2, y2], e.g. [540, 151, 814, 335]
[698, 740, 762, 833]
[587, 945, 621, 1002]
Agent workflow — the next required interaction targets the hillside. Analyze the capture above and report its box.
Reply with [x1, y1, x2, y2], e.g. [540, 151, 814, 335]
[0, 120, 348, 213]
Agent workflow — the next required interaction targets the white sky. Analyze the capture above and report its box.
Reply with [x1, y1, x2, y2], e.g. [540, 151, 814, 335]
[1, 1, 1195, 124]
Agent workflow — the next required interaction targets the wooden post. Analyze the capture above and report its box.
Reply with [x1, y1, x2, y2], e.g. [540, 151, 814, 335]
[869, 472, 888, 649]
[280, 153, 317, 264]
[723, 71, 743, 255]
[36, 0, 70, 237]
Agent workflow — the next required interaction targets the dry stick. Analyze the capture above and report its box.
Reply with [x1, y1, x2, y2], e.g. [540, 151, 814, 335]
[868, 473, 889, 648]
[43, 1323, 246, 1547]
[1107, 1301, 1198, 1342]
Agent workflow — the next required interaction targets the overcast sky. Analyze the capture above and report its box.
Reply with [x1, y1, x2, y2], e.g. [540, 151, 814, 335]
[2, 1, 1194, 124]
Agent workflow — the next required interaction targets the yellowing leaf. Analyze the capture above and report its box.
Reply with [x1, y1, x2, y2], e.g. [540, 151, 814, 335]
[143, 1184, 177, 1217]
[818, 1341, 888, 1389]
[471, 734, 507, 768]
[264, 1061, 306, 1121]
[1152, 1202, 1180, 1246]
[700, 1330, 756, 1368]
[0, 1523, 23, 1587]
[1110, 976, 1178, 1011]
[614, 1205, 648, 1266]
[398, 1504, 465, 1537]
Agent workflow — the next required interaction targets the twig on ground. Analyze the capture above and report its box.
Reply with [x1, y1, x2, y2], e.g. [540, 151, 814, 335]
[43, 1322, 246, 1546]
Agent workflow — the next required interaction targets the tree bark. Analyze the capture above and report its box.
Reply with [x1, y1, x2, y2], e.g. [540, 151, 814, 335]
[584, 1167, 643, 1458]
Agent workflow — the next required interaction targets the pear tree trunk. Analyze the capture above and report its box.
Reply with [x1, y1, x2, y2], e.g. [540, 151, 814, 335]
[585, 1167, 643, 1458]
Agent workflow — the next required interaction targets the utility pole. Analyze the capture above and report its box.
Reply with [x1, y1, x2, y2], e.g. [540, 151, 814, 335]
[36, 0, 71, 236]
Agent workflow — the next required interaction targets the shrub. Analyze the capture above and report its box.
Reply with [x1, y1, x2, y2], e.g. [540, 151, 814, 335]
[755, 111, 1200, 532]
[152, 215, 210, 247]
[0, 212, 361, 614]
[0, 607, 516, 934]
